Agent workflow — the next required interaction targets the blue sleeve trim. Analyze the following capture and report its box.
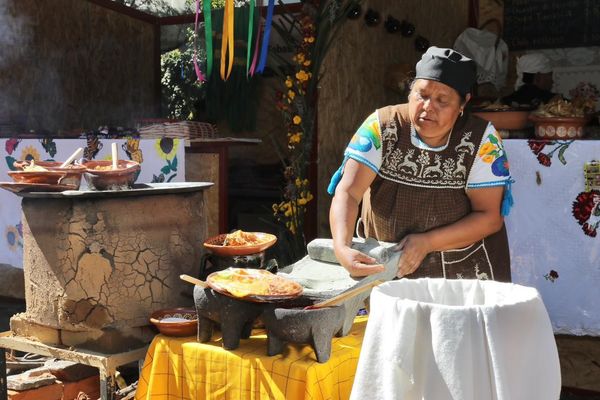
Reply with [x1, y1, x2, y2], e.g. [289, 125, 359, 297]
[327, 153, 380, 196]
[466, 180, 509, 189]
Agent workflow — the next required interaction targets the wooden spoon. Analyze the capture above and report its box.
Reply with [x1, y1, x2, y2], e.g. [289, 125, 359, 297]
[180, 274, 209, 288]
[304, 280, 383, 310]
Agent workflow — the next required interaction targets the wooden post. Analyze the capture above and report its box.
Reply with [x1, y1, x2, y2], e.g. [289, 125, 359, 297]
[0, 348, 6, 400]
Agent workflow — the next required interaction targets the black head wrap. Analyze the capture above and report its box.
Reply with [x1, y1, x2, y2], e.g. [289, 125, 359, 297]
[415, 46, 476, 96]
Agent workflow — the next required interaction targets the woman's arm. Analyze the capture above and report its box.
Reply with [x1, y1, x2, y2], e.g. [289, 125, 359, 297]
[396, 186, 504, 277]
[329, 159, 385, 276]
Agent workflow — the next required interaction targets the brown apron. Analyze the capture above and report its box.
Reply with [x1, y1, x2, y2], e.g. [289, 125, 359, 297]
[360, 104, 511, 282]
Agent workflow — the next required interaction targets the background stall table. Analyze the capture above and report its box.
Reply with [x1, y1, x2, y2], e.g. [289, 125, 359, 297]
[135, 317, 367, 400]
[504, 139, 600, 336]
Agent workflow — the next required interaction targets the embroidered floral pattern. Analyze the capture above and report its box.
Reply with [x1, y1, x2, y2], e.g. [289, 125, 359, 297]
[544, 269, 559, 282]
[477, 133, 509, 177]
[528, 139, 574, 167]
[572, 190, 600, 237]
[349, 114, 381, 153]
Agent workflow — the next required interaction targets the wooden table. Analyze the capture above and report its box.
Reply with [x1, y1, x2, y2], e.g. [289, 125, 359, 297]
[0, 332, 148, 400]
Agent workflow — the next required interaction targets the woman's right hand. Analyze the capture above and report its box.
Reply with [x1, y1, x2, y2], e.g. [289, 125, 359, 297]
[335, 245, 385, 277]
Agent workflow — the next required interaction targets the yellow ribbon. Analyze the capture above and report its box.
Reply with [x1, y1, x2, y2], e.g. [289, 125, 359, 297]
[220, 0, 235, 80]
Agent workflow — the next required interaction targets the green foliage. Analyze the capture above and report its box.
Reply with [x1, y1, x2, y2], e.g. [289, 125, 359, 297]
[160, 28, 206, 120]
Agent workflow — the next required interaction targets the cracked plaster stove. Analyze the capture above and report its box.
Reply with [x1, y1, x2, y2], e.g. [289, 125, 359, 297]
[9, 182, 212, 353]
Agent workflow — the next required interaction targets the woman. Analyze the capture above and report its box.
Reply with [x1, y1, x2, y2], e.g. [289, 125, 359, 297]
[328, 47, 512, 281]
[501, 53, 557, 107]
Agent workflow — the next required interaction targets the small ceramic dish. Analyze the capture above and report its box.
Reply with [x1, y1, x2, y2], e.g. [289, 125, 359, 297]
[203, 232, 277, 256]
[149, 307, 197, 337]
[82, 160, 140, 191]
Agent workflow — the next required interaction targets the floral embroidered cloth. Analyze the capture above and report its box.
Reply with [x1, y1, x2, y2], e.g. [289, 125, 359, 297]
[0, 137, 185, 269]
[504, 139, 600, 335]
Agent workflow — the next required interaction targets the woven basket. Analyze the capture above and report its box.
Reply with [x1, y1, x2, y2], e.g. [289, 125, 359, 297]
[138, 120, 218, 140]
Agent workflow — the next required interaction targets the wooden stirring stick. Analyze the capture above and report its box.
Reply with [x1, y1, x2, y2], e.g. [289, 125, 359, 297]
[59, 147, 83, 168]
[180, 274, 209, 288]
[305, 280, 383, 310]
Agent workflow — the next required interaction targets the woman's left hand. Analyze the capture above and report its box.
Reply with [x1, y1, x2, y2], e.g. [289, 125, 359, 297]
[395, 233, 432, 277]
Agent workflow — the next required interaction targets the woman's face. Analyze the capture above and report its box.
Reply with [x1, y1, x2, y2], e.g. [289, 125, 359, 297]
[408, 79, 468, 146]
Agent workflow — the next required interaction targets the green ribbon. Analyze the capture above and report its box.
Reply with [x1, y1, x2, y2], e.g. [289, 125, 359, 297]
[203, 0, 213, 78]
[246, 0, 255, 77]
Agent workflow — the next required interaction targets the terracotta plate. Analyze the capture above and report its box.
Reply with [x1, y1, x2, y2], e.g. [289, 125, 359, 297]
[207, 268, 303, 302]
[0, 182, 78, 193]
[203, 232, 277, 256]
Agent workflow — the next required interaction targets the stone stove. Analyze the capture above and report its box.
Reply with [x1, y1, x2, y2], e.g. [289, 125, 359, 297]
[9, 182, 212, 353]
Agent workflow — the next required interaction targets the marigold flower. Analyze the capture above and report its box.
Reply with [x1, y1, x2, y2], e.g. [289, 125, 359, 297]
[293, 115, 302, 125]
[287, 90, 295, 100]
[285, 77, 293, 88]
[478, 142, 495, 156]
[296, 70, 309, 82]
[482, 155, 494, 164]
[303, 60, 311, 67]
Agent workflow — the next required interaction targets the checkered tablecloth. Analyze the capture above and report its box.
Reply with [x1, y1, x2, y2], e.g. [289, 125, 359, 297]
[135, 317, 368, 400]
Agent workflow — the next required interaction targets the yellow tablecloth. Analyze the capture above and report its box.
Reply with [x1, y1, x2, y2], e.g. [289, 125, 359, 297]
[135, 316, 367, 400]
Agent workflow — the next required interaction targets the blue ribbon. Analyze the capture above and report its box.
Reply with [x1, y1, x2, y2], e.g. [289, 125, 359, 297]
[327, 156, 348, 195]
[256, 0, 275, 73]
[501, 178, 515, 216]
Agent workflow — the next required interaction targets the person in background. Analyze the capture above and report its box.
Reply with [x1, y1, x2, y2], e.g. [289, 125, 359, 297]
[328, 46, 513, 281]
[501, 53, 558, 107]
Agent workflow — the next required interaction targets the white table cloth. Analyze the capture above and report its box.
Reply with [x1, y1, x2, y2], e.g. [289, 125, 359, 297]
[351, 278, 561, 400]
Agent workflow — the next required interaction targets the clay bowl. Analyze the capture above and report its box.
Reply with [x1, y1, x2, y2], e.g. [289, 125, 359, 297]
[150, 307, 198, 337]
[82, 160, 140, 191]
[9, 161, 85, 188]
[529, 114, 588, 139]
[473, 110, 531, 130]
[203, 232, 277, 256]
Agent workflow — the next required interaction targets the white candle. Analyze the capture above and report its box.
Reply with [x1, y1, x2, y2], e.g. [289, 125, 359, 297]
[111, 142, 118, 170]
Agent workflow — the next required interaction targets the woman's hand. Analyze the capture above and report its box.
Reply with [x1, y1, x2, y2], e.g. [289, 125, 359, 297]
[335, 245, 385, 277]
[396, 233, 433, 277]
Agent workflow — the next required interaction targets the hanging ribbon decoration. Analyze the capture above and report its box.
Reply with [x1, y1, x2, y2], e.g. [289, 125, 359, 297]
[249, 0, 263, 77]
[193, 0, 206, 82]
[249, 23, 262, 77]
[256, 0, 275, 74]
[220, 0, 235, 81]
[246, 0, 256, 77]
[202, 0, 213, 79]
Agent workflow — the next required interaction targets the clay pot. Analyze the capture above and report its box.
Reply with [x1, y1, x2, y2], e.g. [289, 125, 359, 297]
[8, 161, 85, 188]
[384, 16, 401, 33]
[364, 9, 380, 27]
[347, 4, 361, 19]
[400, 20, 415, 37]
[82, 160, 140, 191]
[415, 35, 430, 52]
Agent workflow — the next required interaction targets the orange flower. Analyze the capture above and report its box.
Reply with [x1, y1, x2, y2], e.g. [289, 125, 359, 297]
[482, 155, 495, 163]
[478, 142, 495, 156]
[293, 115, 302, 125]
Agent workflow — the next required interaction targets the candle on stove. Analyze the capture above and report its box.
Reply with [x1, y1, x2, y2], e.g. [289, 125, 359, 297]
[111, 142, 118, 170]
